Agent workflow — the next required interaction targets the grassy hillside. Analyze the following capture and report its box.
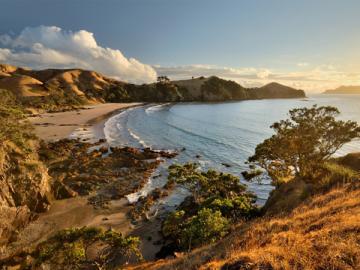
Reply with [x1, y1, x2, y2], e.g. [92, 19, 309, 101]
[0, 63, 306, 112]
[129, 165, 360, 270]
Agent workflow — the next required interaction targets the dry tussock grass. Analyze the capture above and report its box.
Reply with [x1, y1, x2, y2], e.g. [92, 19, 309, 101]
[128, 182, 360, 270]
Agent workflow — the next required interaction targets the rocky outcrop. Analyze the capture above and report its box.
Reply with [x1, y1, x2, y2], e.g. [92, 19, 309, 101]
[39, 140, 177, 208]
[0, 141, 52, 246]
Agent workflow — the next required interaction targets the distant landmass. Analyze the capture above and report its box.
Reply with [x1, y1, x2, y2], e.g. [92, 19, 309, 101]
[323, 85, 360, 94]
[0, 63, 305, 111]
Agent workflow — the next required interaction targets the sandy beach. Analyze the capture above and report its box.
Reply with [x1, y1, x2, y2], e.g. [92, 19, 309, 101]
[11, 102, 163, 261]
[28, 103, 143, 141]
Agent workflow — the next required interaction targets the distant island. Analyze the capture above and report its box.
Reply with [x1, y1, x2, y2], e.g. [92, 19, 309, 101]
[323, 85, 360, 94]
[0, 63, 305, 112]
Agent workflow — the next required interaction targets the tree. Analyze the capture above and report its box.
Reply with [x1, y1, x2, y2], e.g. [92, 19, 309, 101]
[157, 76, 170, 84]
[180, 208, 229, 251]
[168, 163, 252, 202]
[162, 208, 229, 251]
[249, 105, 360, 185]
[161, 164, 258, 252]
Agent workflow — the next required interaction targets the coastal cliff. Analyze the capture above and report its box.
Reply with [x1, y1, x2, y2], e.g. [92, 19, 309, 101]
[0, 63, 306, 111]
[0, 141, 51, 245]
[0, 94, 52, 247]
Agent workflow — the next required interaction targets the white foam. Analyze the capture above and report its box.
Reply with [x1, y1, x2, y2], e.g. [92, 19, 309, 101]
[128, 128, 149, 148]
[126, 176, 154, 203]
[69, 127, 96, 141]
[145, 103, 171, 114]
[103, 110, 127, 145]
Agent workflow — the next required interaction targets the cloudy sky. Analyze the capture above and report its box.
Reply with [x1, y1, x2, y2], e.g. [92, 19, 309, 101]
[0, 0, 359, 92]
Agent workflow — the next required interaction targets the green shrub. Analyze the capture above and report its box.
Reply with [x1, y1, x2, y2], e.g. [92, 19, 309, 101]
[0, 89, 35, 150]
[162, 164, 258, 252]
[162, 210, 186, 238]
[34, 227, 142, 269]
[205, 195, 258, 220]
[179, 208, 229, 250]
[317, 162, 359, 189]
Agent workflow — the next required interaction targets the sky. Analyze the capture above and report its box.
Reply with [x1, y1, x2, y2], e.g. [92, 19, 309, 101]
[0, 0, 359, 92]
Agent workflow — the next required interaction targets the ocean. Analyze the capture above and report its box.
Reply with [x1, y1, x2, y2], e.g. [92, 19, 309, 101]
[104, 94, 360, 207]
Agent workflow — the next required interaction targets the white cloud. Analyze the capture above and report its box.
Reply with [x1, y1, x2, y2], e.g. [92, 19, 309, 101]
[256, 69, 272, 79]
[0, 26, 157, 83]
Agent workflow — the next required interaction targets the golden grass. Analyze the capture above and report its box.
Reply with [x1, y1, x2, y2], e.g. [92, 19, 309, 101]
[127, 181, 360, 270]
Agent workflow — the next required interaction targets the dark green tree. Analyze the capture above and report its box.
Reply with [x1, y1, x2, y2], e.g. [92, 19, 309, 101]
[249, 105, 360, 185]
[162, 164, 258, 251]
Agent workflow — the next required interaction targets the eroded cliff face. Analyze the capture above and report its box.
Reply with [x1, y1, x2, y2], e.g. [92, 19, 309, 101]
[0, 140, 52, 247]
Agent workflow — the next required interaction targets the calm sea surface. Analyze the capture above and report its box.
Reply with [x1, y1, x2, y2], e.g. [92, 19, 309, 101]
[104, 95, 360, 206]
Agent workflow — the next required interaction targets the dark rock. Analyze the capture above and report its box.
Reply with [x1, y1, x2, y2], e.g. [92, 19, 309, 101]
[52, 180, 78, 199]
[155, 242, 178, 259]
[99, 146, 108, 154]
[241, 170, 263, 181]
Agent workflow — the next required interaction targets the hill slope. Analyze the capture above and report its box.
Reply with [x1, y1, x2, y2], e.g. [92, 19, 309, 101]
[0, 64, 306, 111]
[129, 180, 360, 270]
[173, 77, 305, 101]
[323, 85, 360, 94]
[251, 82, 306, 99]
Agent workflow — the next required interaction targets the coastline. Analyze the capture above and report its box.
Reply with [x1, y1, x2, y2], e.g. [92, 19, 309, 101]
[16, 103, 164, 261]
[28, 102, 143, 142]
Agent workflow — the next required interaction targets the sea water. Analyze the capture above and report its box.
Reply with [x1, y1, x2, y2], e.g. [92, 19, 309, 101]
[104, 95, 360, 207]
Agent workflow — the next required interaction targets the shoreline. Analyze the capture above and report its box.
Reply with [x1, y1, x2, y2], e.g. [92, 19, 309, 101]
[20, 103, 164, 261]
[28, 102, 143, 142]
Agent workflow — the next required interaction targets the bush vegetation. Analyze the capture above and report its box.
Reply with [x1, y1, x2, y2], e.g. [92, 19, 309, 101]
[312, 161, 359, 191]
[34, 227, 142, 269]
[0, 89, 35, 150]
[200, 76, 249, 100]
[161, 163, 258, 252]
[21, 88, 86, 112]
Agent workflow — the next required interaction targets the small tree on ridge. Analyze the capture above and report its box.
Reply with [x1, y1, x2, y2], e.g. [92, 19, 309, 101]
[249, 105, 360, 185]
